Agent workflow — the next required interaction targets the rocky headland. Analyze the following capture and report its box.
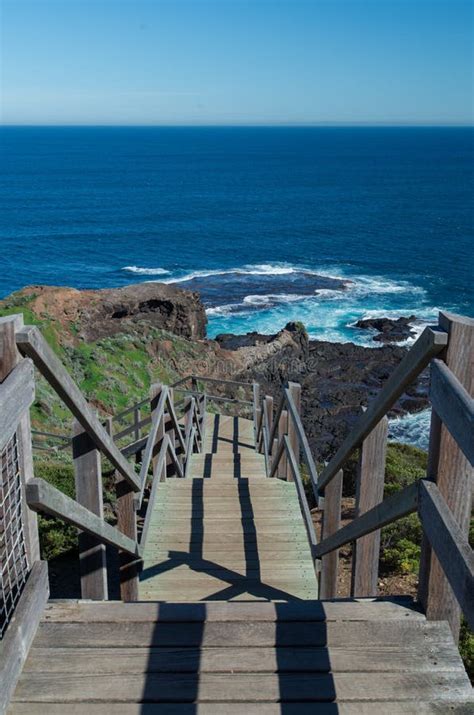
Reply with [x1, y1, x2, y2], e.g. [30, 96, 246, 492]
[0, 282, 427, 462]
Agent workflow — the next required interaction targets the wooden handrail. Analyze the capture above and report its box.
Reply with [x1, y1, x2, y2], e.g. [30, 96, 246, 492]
[137, 386, 169, 502]
[174, 389, 253, 407]
[114, 415, 152, 441]
[284, 387, 319, 503]
[166, 395, 187, 456]
[314, 481, 419, 559]
[312, 477, 474, 630]
[139, 432, 189, 547]
[26, 478, 141, 557]
[16, 325, 140, 491]
[429, 359, 474, 467]
[171, 374, 254, 389]
[318, 326, 448, 492]
[113, 396, 149, 422]
[268, 436, 285, 479]
[261, 406, 271, 476]
[418, 480, 474, 630]
[284, 436, 318, 558]
[0, 359, 35, 453]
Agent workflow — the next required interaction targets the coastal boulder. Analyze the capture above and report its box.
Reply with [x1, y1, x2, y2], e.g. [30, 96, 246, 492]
[355, 315, 418, 343]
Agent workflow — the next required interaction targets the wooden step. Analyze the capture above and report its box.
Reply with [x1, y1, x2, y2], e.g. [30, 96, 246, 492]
[31, 619, 453, 649]
[41, 598, 426, 622]
[12, 671, 471, 704]
[22, 642, 460, 674]
[11, 600, 472, 710]
[9, 702, 474, 714]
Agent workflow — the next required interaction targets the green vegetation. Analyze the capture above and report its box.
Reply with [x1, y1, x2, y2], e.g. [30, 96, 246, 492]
[0, 294, 206, 435]
[459, 619, 474, 682]
[34, 461, 78, 560]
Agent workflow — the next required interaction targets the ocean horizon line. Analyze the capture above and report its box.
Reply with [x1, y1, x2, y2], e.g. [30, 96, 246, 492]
[1, 122, 473, 129]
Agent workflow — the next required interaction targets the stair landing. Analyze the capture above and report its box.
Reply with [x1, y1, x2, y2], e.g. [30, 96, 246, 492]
[9, 599, 473, 712]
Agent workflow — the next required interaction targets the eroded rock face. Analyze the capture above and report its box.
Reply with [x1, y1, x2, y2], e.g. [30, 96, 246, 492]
[225, 323, 428, 461]
[12, 283, 207, 342]
[354, 315, 418, 343]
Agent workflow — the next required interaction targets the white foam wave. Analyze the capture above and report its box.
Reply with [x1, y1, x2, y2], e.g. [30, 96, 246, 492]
[163, 262, 327, 284]
[350, 275, 426, 298]
[243, 293, 307, 305]
[205, 304, 237, 316]
[388, 409, 431, 450]
[122, 265, 170, 276]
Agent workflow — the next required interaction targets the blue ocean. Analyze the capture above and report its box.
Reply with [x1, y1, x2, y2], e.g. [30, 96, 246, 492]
[2, 126, 472, 447]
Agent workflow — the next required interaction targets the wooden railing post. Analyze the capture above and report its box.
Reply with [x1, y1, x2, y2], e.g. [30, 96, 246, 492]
[286, 382, 301, 482]
[0, 314, 40, 564]
[264, 394, 274, 458]
[72, 419, 108, 600]
[112, 409, 139, 602]
[351, 415, 388, 597]
[278, 408, 289, 480]
[115, 477, 139, 601]
[319, 469, 343, 599]
[150, 383, 166, 481]
[419, 311, 474, 641]
[133, 406, 141, 442]
[252, 382, 260, 444]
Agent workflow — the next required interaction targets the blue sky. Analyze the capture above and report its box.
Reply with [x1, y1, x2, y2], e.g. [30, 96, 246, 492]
[1, 0, 472, 125]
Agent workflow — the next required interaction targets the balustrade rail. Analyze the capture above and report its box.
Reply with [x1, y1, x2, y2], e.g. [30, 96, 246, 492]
[254, 311, 473, 641]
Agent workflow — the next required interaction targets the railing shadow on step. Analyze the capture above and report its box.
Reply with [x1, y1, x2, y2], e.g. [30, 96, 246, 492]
[255, 310, 474, 644]
[140, 457, 307, 603]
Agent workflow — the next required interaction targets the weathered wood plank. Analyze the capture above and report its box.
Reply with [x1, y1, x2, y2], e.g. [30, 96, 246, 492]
[138, 385, 168, 495]
[418, 480, 474, 631]
[314, 481, 418, 558]
[278, 407, 289, 479]
[72, 421, 108, 600]
[430, 358, 474, 466]
[31, 619, 449, 649]
[284, 436, 318, 558]
[8, 702, 474, 715]
[23, 641, 462, 674]
[16, 325, 140, 490]
[319, 326, 449, 490]
[420, 311, 474, 640]
[12, 671, 471, 703]
[319, 469, 343, 599]
[116, 476, 139, 601]
[0, 561, 49, 714]
[26, 478, 139, 557]
[0, 358, 35, 453]
[41, 597, 424, 622]
[285, 384, 319, 502]
[351, 416, 388, 598]
[0, 314, 41, 564]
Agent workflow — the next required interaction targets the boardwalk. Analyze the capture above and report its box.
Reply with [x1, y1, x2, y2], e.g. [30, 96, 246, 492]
[1, 313, 473, 712]
[139, 414, 318, 601]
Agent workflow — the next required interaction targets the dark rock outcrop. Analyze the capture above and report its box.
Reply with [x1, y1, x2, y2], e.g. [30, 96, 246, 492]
[226, 323, 428, 461]
[355, 315, 418, 343]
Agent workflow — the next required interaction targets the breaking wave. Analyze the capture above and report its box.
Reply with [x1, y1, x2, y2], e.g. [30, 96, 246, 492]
[122, 265, 170, 275]
[118, 260, 445, 348]
[388, 409, 432, 451]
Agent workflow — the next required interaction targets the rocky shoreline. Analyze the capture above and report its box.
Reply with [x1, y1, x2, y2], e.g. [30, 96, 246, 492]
[0, 282, 428, 462]
[215, 321, 428, 460]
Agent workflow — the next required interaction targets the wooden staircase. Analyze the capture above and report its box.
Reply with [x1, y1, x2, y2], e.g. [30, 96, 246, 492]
[1, 313, 473, 713]
[139, 414, 318, 601]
